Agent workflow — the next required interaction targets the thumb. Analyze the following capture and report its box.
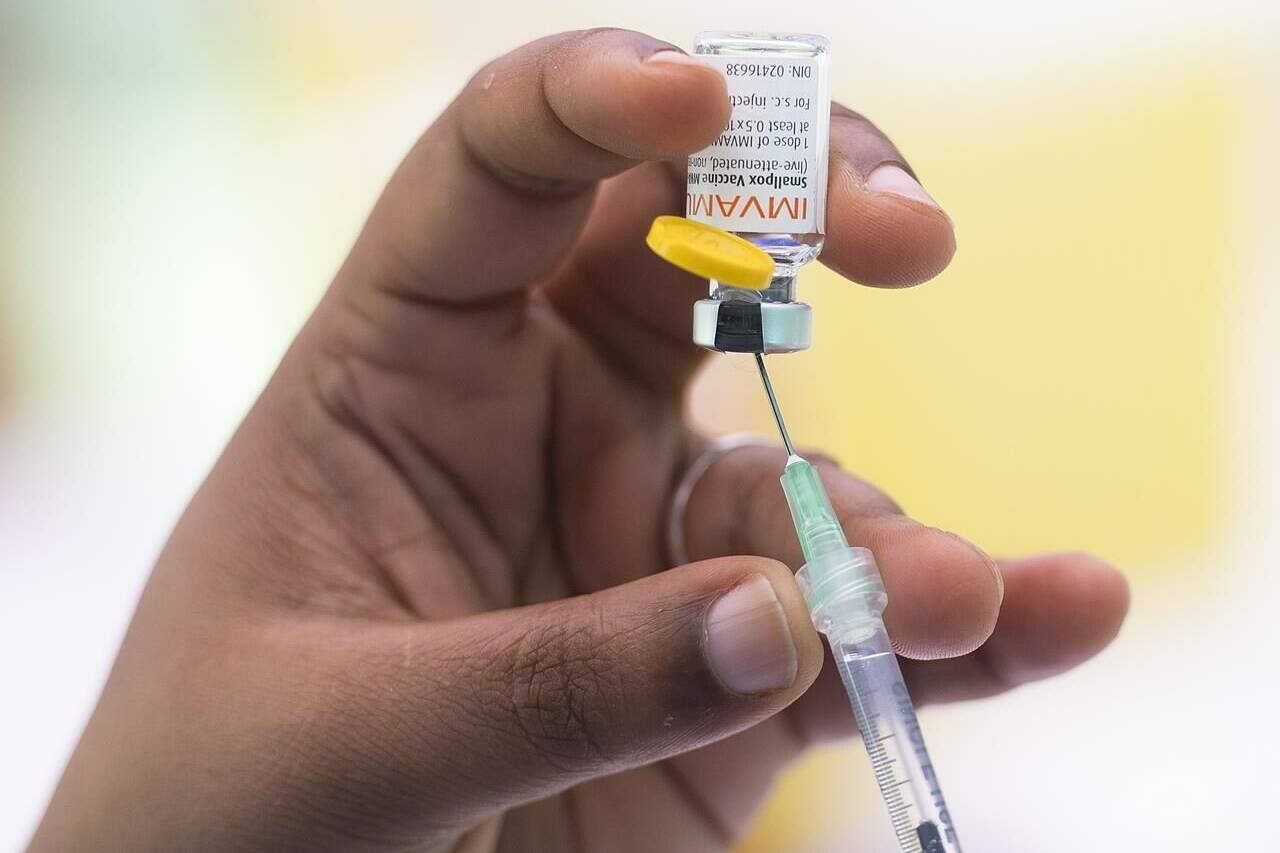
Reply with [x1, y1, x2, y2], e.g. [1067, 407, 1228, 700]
[316, 557, 822, 839]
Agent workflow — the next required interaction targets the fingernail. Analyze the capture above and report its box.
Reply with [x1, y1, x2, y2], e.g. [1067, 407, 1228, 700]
[705, 574, 798, 695]
[866, 163, 941, 209]
[645, 49, 710, 68]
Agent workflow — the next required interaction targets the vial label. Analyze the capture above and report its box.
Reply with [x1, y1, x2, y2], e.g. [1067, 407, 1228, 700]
[687, 56, 825, 235]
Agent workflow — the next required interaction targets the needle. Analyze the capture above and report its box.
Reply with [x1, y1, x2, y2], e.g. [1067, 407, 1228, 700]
[754, 353, 796, 457]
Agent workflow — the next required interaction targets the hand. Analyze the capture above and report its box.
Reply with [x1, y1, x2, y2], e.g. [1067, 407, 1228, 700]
[31, 29, 1129, 853]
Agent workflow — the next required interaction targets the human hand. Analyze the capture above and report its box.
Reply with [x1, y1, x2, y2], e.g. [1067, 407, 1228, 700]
[31, 29, 1129, 853]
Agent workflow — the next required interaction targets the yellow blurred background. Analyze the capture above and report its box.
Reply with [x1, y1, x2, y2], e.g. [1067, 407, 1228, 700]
[3, 2, 1278, 850]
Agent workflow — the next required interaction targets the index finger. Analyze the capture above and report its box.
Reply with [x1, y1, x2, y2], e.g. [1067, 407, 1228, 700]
[344, 28, 729, 312]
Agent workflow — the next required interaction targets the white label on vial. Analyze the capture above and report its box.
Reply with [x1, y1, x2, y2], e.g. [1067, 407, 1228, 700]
[687, 56, 823, 234]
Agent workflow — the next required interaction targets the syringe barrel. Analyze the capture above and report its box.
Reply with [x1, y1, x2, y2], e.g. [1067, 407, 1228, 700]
[828, 622, 964, 852]
[796, 546, 962, 851]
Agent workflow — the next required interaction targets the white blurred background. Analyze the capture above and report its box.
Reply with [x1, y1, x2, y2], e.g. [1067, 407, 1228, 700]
[3, 2, 1279, 850]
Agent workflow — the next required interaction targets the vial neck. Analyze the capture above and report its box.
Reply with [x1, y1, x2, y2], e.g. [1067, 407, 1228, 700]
[711, 272, 798, 303]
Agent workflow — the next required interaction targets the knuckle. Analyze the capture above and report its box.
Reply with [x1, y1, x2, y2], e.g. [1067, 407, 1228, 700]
[829, 107, 909, 167]
[830, 105, 891, 142]
[809, 457, 903, 519]
[500, 610, 625, 766]
[830, 102, 873, 125]
[800, 447, 843, 469]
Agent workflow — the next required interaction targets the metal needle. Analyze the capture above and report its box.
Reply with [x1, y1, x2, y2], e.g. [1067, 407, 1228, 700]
[754, 353, 797, 457]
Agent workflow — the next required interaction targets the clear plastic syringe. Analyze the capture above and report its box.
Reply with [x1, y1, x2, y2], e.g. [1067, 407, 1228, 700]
[755, 355, 963, 853]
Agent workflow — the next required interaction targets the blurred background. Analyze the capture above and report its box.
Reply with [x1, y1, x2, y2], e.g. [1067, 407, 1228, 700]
[2, 1, 1278, 850]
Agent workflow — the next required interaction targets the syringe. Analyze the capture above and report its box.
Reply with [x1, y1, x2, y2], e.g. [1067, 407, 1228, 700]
[754, 355, 963, 853]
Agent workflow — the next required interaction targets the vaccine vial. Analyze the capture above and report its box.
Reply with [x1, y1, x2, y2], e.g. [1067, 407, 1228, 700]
[687, 31, 831, 354]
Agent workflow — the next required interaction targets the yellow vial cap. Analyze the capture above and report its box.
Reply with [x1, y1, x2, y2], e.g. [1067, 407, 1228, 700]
[645, 216, 775, 290]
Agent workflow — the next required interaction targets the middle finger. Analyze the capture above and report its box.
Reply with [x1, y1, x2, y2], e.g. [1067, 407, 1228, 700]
[681, 443, 1004, 659]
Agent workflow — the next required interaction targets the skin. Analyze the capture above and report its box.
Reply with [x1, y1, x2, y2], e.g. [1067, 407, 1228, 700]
[29, 28, 1130, 853]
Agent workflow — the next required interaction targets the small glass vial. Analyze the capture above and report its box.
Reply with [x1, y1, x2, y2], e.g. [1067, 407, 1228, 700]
[687, 31, 831, 353]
